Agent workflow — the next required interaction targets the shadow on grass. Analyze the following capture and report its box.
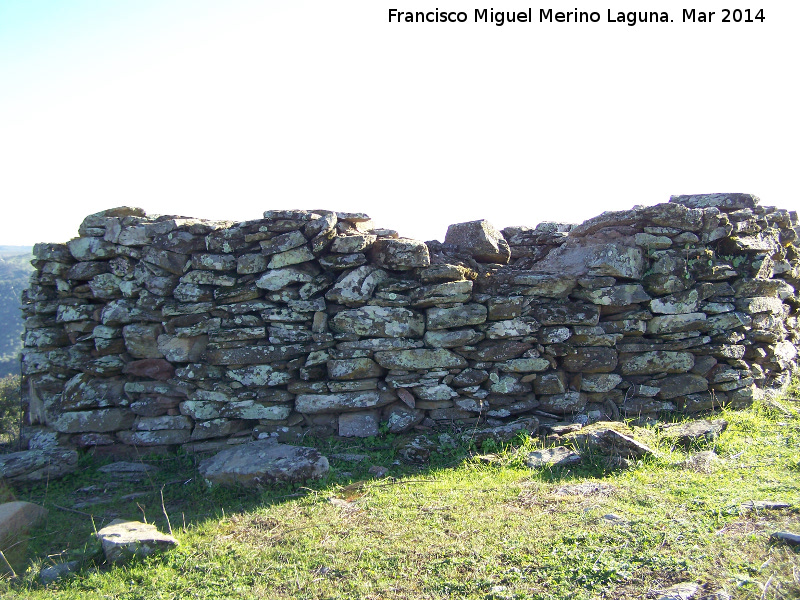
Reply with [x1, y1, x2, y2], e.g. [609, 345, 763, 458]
[0, 418, 697, 591]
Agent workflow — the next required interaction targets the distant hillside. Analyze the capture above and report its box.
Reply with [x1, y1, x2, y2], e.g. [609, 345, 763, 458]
[0, 247, 33, 378]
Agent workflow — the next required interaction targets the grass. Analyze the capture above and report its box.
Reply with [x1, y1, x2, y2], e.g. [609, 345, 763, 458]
[0, 397, 799, 599]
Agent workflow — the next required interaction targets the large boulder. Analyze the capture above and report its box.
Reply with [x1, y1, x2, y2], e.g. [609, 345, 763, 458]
[444, 220, 511, 264]
[0, 501, 48, 575]
[198, 440, 329, 487]
[369, 238, 430, 270]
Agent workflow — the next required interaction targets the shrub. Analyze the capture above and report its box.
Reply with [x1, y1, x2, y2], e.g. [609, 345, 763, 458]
[0, 374, 22, 448]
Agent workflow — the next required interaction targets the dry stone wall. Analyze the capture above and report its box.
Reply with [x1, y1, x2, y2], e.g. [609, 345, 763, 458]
[19, 193, 800, 455]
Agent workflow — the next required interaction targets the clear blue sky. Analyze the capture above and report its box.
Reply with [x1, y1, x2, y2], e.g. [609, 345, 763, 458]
[1, 1, 798, 246]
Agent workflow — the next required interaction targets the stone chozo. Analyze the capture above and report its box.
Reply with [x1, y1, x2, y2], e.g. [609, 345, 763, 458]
[11, 193, 798, 464]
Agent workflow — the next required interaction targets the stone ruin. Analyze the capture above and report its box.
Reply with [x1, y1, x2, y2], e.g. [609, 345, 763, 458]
[14, 193, 800, 459]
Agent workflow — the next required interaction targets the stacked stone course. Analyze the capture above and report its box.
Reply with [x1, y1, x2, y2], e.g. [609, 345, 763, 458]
[19, 194, 800, 455]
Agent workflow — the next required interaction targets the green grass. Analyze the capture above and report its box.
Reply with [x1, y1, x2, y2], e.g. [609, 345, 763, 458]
[1, 398, 799, 599]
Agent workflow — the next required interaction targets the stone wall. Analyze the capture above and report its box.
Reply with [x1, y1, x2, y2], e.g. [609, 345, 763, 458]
[19, 193, 800, 455]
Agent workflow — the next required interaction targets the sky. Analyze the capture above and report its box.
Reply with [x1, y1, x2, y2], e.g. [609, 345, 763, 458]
[1, 1, 798, 246]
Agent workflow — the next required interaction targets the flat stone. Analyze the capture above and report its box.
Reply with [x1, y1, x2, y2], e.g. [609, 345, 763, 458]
[191, 253, 237, 271]
[66, 261, 109, 280]
[0, 448, 78, 482]
[256, 266, 317, 291]
[338, 412, 380, 437]
[122, 323, 163, 358]
[538, 392, 587, 414]
[734, 278, 795, 299]
[563, 422, 654, 458]
[533, 371, 567, 394]
[190, 419, 244, 440]
[89, 273, 123, 299]
[562, 347, 618, 373]
[618, 351, 694, 375]
[460, 340, 534, 361]
[96, 519, 178, 564]
[327, 358, 384, 380]
[117, 429, 192, 446]
[374, 349, 467, 370]
[198, 440, 329, 486]
[33, 242, 73, 262]
[574, 284, 651, 307]
[530, 303, 599, 326]
[68, 236, 117, 261]
[318, 253, 367, 271]
[157, 334, 208, 362]
[267, 245, 315, 269]
[220, 401, 292, 420]
[670, 193, 759, 211]
[650, 289, 699, 314]
[487, 296, 524, 320]
[452, 368, 489, 387]
[485, 318, 540, 339]
[661, 419, 728, 446]
[384, 405, 424, 433]
[370, 238, 430, 270]
[587, 244, 644, 279]
[134, 415, 193, 431]
[180, 400, 223, 420]
[205, 343, 312, 365]
[180, 271, 236, 287]
[40, 561, 80, 585]
[62, 373, 125, 410]
[647, 313, 707, 334]
[141, 246, 189, 275]
[418, 264, 473, 283]
[656, 374, 709, 399]
[525, 447, 582, 468]
[336, 338, 423, 351]
[330, 234, 376, 253]
[635, 233, 672, 250]
[770, 531, 800, 545]
[736, 296, 784, 315]
[423, 328, 484, 348]
[488, 375, 531, 395]
[426, 303, 487, 330]
[226, 365, 292, 386]
[50, 409, 136, 434]
[581, 373, 622, 393]
[506, 273, 575, 298]
[331, 306, 424, 338]
[410, 280, 473, 307]
[325, 265, 388, 305]
[497, 358, 550, 373]
[295, 390, 396, 414]
[97, 462, 159, 475]
[397, 435, 437, 464]
[465, 418, 539, 446]
[237, 253, 269, 274]
[444, 220, 510, 264]
[259, 230, 308, 255]
[123, 359, 175, 381]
